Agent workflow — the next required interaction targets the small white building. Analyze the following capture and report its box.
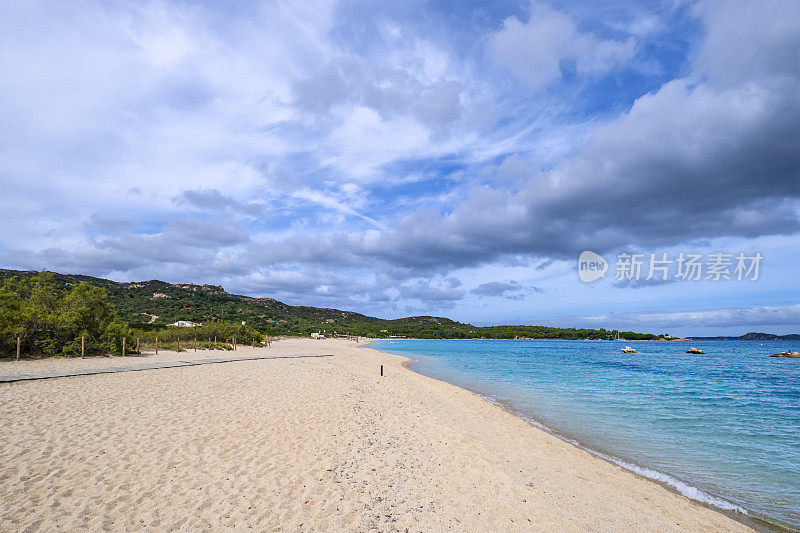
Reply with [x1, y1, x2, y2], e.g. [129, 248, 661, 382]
[167, 320, 202, 328]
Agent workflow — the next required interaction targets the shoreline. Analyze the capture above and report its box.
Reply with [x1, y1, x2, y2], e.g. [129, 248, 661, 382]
[374, 342, 792, 532]
[363, 341, 766, 531]
[0, 338, 765, 530]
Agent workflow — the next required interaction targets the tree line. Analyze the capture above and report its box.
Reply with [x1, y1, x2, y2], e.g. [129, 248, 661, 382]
[0, 273, 265, 358]
[0, 271, 660, 357]
[0, 272, 132, 357]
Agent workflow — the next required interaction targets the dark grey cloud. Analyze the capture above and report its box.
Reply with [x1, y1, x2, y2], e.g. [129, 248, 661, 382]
[473, 280, 542, 299]
[175, 189, 266, 216]
[1, 217, 251, 279]
[286, 0, 800, 271]
[176, 189, 239, 210]
[88, 216, 140, 235]
[398, 278, 465, 306]
[1, 247, 149, 277]
[223, 269, 411, 315]
[164, 218, 249, 247]
[473, 281, 521, 297]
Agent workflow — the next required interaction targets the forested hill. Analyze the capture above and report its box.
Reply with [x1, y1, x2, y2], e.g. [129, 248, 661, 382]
[0, 269, 659, 340]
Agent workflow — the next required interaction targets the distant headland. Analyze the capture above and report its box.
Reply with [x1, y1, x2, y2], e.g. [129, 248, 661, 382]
[691, 332, 800, 341]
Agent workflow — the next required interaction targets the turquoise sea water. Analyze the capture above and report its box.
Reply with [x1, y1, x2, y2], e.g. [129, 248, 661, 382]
[371, 339, 800, 529]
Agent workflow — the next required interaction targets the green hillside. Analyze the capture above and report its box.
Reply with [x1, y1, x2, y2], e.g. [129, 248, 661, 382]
[0, 269, 659, 340]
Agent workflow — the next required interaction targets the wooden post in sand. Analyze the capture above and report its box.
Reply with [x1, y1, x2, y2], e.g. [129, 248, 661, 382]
[81, 335, 85, 358]
[136, 337, 140, 353]
[16, 336, 20, 361]
[155, 337, 159, 354]
[214, 336, 216, 344]
[233, 336, 236, 351]
[380, 365, 383, 377]
[122, 337, 126, 356]
[194, 337, 197, 352]
[177, 338, 181, 352]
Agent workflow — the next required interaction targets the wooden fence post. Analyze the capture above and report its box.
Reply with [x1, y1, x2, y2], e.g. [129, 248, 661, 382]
[195, 337, 197, 352]
[177, 338, 181, 352]
[233, 336, 236, 350]
[136, 337, 140, 353]
[81, 335, 85, 358]
[122, 337, 126, 356]
[16, 336, 20, 361]
[155, 337, 158, 354]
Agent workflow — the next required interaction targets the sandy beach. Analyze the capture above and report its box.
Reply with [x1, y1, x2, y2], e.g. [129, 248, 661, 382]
[0, 338, 752, 531]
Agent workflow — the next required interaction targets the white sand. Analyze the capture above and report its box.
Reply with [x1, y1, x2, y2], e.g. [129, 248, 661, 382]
[0, 338, 751, 531]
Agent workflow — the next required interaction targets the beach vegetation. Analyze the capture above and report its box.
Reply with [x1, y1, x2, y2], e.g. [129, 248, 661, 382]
[0, 272, 132, 357]
[130, 321, 263, 348]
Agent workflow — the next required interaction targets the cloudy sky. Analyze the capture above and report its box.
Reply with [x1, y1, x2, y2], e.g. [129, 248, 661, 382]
[1, 0, 798, 335]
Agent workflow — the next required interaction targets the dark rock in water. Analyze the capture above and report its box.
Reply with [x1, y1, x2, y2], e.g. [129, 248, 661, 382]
[770, 351, 800, 358]
[686, 348, 705, 354]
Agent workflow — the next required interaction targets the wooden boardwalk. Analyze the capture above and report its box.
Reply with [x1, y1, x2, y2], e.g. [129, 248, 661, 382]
[0, 354, 334, 383]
